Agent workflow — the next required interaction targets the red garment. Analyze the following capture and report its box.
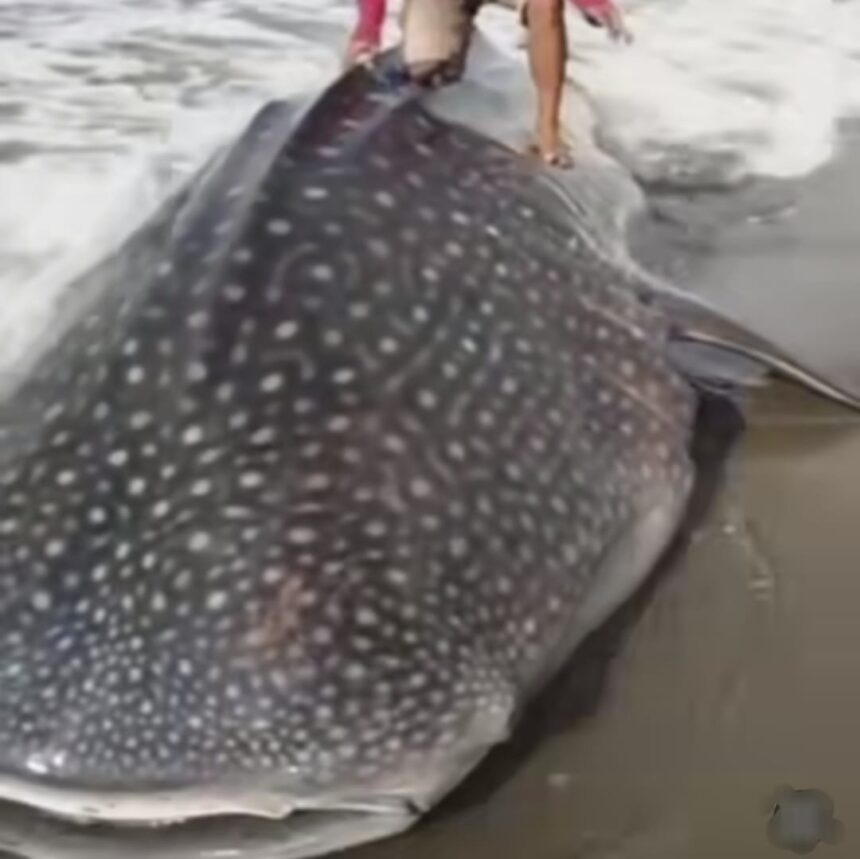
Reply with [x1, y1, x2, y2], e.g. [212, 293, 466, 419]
[353, 0, 386, 45]
[351, 0, 619, 48]
[571, 0, 615, 9]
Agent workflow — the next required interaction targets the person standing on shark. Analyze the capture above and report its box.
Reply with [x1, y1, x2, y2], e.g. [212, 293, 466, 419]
[345, 0, 631, 167]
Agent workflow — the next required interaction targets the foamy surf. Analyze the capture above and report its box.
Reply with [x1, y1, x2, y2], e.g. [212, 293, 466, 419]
[480, 0, 860, 183]
[1, 0, 859, 375]
[608, 1, 860, 182]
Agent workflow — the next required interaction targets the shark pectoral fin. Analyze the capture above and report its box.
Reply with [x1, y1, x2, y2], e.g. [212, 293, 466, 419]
[651, 286, 860, 412]
[666, 339, 768, 399]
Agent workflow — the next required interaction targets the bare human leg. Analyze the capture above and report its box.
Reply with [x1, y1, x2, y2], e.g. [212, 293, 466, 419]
[523, 0, 571, 166]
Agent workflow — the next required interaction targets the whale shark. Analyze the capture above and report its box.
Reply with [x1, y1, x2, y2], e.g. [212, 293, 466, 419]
[0, 59, 857, 859]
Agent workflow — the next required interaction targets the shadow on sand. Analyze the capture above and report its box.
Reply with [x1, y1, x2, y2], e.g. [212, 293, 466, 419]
[424, 391, 746, 826]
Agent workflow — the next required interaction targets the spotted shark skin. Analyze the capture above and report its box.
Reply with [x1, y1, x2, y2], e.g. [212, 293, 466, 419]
[0, 64, 854, 859]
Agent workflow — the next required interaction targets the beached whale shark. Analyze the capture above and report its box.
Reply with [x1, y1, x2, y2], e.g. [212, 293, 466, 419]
[0, 59, 857, 859]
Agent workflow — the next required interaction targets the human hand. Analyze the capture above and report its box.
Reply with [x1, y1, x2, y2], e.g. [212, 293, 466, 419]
[344, 0, 386, 68]
[573, 0, 633, 43]
[344, 33, 380, 68]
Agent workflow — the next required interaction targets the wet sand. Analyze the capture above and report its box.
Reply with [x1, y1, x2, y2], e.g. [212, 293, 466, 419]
[342, 129, 860, 858]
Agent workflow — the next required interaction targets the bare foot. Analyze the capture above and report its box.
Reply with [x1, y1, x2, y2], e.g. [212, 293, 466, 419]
[525, 140, 574, 169]
[406, 54, 466, 89]
[406, 60, 450, 88]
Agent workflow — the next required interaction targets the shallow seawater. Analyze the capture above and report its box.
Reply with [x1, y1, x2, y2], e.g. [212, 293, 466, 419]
[2, 2, 860, 858]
